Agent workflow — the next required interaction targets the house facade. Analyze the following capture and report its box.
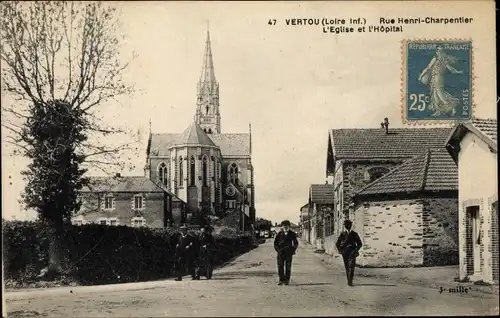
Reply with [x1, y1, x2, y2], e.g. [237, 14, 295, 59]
[144, 29, 256, 228]
[324, 126, 453, 256]
[445, 118, 498, 284]
[352, 148, 459, 267]
[74, 175, 186, 228]
[299, 203, 310, 242]
[308, 184, 335, 251]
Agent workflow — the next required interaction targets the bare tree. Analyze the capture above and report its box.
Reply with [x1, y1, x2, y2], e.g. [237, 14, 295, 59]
[1, 1, 138, 173]
[1, 1, 138, 277]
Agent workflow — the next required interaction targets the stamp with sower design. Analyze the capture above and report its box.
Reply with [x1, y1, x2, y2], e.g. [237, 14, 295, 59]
[401, 39, 473, 124]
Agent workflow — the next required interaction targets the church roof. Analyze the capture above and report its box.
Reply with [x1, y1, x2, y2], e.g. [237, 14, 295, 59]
[209, 133, 250, 157]
[309, 184, 335, 204]
[180, 122, 216, 146]
[81, 176, 168, 193]
[329, 127, 452, 160]
[148, 132, 250, 157]
[355, 148, 458, 197]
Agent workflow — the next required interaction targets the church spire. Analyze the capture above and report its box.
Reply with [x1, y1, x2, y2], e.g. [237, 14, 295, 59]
[199, 25, 217, 90]
[196, 24, 221, 134]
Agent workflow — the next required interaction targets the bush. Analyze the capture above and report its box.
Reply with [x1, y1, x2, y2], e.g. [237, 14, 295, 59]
[3, 220, 254, 287]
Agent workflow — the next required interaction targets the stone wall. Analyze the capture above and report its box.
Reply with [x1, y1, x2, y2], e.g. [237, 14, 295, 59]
[341, 161, 402, 211]
[354, 199, 424, 267]
[422, 198, 459, 266]
[353, 197, 459, 267]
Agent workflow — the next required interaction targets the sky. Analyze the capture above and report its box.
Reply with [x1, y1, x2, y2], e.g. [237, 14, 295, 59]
[1, 1, 496, 225]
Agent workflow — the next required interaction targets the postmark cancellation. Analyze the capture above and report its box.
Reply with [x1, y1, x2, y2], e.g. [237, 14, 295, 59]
[401, 39, 473, 125]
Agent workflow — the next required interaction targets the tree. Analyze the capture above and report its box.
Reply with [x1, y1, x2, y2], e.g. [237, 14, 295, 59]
[1, 1, 137, 277]
[254, 218, 273, 232]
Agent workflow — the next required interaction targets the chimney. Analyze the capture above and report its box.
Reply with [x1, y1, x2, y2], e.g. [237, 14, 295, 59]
[381, 117, 389, 134]
[115, 173, 121, 178]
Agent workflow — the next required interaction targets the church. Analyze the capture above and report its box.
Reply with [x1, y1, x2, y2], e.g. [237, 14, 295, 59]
[144, 29, 256, 226]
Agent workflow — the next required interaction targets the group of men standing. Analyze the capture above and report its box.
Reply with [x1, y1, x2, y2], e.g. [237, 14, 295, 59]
[174, 225, 215, 281]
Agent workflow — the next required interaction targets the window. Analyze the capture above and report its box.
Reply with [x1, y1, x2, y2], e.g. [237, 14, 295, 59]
[227, 200, 236, 209]
[158, 162, 168, 186]
[190, 156, 196, 186]
[228, 163, 239, 184]
[100, 220, 107, 225]
[212, 156, 216, 180]
[131, 217, 146, 227]
[110, 219, 117, 226]
[179, 157, 184, 187]
[208, 128, 212, 134]
[134, 195, 144, 209]
[104, 195, 114, 210]
[73, 220, 83, 226]
[202, 156, 208, 186]
[364, 167, 390, 183]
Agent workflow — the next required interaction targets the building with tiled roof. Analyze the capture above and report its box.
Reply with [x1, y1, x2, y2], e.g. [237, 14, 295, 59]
[144, 29, 255, 227]
[308, 183, 335, 251]
[320, 122, 455, 258]
[75, 174, 187, 228]
[355, 148, 458, 197]
[445, 118, 498, 284]
[351, 148, 459, 267]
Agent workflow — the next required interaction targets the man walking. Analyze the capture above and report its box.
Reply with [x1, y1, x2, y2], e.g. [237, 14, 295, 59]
[174, 225, 196, 281]
[335, 219, 362, 286]
[197, 226, 215, 279]
[274, 220, 299, 285]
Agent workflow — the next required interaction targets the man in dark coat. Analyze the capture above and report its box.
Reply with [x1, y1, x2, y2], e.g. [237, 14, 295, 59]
[197, 226, 215, 279]
[174, 225, 196, 281]
[274, 220, 299, 285]
[336, 219, 363, 286]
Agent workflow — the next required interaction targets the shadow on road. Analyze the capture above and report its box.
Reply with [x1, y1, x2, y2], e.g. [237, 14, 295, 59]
[354, 283, 397, 287]
[210, 277, 245, 281]
[216, 270, 276, 278]
[292, 282, 335, 286]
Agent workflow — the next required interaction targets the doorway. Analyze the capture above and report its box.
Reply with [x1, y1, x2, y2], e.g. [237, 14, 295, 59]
[465, 206, 481, 276]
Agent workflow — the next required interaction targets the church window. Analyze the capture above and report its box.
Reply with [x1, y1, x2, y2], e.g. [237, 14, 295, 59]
[212, 156, 216, 180]
[228, 163, 239, 184]
[158, 163, 168, 186]
[208, 128, 212, 134]
[190, 156, 196, 186]
[202, 155, 209, 186]
[179, 157, 184, 187]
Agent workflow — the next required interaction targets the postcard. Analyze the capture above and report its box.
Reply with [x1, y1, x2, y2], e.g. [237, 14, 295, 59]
[1, 1, 497, 317]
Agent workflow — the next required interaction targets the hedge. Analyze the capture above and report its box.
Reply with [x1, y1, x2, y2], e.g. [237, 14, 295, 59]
[3, 221, 254, 287]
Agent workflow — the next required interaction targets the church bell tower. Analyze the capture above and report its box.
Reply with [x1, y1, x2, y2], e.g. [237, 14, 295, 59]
[195, 27, 221, 134]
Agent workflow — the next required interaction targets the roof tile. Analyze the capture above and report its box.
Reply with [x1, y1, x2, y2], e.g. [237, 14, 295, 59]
[355, 148, 457, 196]
[310, 184, 335, 204]
[82, 176, 167, 193]
[471, 118, 497, 144]
[330, 128, 451, 160]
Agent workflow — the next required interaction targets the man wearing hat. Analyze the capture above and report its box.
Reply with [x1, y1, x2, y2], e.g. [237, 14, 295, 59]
[197, 226, 215, 279]
[273, 220, 299, 285]
[174, 225, 196, 281]
[336, 219, 363, 286]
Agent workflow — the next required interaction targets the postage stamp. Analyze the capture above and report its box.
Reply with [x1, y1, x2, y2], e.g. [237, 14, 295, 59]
[401, 39, 473, 124]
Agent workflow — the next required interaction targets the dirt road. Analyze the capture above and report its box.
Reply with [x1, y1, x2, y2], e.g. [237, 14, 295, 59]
[5, 240, 499, 317]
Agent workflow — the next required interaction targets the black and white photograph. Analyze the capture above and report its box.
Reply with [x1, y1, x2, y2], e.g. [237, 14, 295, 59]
[1, 1, 498, 317]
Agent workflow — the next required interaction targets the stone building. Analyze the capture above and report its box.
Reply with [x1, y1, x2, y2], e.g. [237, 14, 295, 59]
[352, 148, 458, 267]
[75, 175, 186, 228]
[308, 184, 335, 251]
[324, 125, 453, 255]
[299, 203, 310, 242]
[445, 118, 498, 284]
[144, 29, 256, 227]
